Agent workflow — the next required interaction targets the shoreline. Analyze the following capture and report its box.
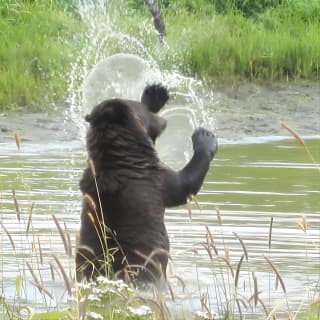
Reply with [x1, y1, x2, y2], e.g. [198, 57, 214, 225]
[0, 81, 319, 146]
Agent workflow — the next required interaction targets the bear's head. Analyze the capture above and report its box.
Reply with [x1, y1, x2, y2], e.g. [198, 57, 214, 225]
[85, 98, 163, 149]
[85, 99, 160, 171]
[86, 83, 169, 144]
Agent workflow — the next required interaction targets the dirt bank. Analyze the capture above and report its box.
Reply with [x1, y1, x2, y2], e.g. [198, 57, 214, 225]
[0, 81, 319, 145]
[0, 110, 79, 144]
[212, 80, 320, 142]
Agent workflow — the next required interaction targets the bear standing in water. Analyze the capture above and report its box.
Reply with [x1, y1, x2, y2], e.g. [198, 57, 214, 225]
[76, 84, 218, 286]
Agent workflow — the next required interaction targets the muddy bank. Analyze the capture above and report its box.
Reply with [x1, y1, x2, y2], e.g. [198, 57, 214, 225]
[0, 110, 80, 144]
[212, 80, 320, 142]
[0, 81, 319, 145]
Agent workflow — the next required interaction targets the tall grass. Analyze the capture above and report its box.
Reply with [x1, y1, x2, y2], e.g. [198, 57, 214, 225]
[1, 0, 320, 109]
[0, 0, 81, 110]
[162, 9, 320, 81]
[118, 0, 320, 81]
[2, 209, 317, 319]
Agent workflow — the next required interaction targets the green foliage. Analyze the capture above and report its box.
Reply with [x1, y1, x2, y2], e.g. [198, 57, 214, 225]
[272, 0, 320, 22]
[133, 0, 320, 19]
[131, 0, 284, 16]
[123, 0, 320, 81]
[76, 278, 157, 319]
[160, 5, 320, 80]
[0, 0, 81, 110]
[212, 0, 284, 16]
[1, 0, 320, 109]
[31, 310, 75, 320]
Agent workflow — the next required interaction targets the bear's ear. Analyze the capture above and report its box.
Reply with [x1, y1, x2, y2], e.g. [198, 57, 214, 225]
[85, 99, 130, 127]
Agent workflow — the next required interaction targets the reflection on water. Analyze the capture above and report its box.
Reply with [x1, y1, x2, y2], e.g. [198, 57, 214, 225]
[0, 138, 319, 316]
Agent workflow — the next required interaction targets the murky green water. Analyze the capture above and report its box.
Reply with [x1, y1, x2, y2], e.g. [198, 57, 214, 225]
[0, 138, 319, 316]
[167, 139, 320, 316]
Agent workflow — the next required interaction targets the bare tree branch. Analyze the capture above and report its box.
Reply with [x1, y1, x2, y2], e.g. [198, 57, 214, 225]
[144, 0, 166, 43]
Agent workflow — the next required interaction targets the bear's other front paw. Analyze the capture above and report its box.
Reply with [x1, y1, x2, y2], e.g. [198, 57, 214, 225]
[192, 127, 218, 159]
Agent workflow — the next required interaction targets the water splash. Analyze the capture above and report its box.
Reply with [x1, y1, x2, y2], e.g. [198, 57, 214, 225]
[66, 0, 217, 165]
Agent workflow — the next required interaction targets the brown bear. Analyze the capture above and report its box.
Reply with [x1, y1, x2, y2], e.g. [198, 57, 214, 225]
[76, 84, 218, 286]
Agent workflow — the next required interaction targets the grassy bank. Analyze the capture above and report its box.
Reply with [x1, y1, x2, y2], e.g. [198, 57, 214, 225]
[0, 1, 81, 111]
[1, 0, 319, 110]
[137, 0, 320, 81]
[165, 10, 320, 81]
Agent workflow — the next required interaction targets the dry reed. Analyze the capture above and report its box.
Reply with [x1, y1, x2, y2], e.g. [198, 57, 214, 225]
[83, 194, 97, 214]
[268, 216, 274, 249]
[235, 254, 245, 289]
[52, 214, 72, 257]
[0, 221, 15, 250]
[297, 215, 307, 233]
[233, 232, 248, 261]
[14, 130, 21, 150]
[49, 262, 55, 281]
[222, 257, 235, 279]
[26, 202, 34, 234]
[215, 207, 222, 226]
[252, 272, 258, 307]
[26, 261, 53, 299]
[264, 256, 287, 294]
[281, 122, 320, 174]
[37, 237, 43, 265]
[281, 122, 305, 146]
[64, 222, 72, 257]
[12, 189, 21, 221]
[187, 194, 201, 221]
[53, 255, 72, 295]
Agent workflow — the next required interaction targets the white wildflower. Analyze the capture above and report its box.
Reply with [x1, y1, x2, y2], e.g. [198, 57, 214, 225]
[92, 287, 104, 295]
[87, 294, 100, 302]
[77, 282, 94, 290]
[115, 281, 130, 292]
[96, 276, 132, 293]
[127, 305, 153, 316]
[195, 310, 217, 319]
[86, 311, 103, 319]
[104, 287, 117, 294]
[96, 276, 116, 285]
[97, 277, 126, 288]
[79, 297, 86, 303]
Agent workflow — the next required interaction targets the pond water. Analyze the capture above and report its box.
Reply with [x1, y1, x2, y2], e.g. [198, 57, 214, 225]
[0, 133, 319, 317]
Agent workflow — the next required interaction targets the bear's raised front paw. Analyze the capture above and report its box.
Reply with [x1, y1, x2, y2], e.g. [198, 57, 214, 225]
[141, 83, 169, 113]
[192, 127, 218, 159]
